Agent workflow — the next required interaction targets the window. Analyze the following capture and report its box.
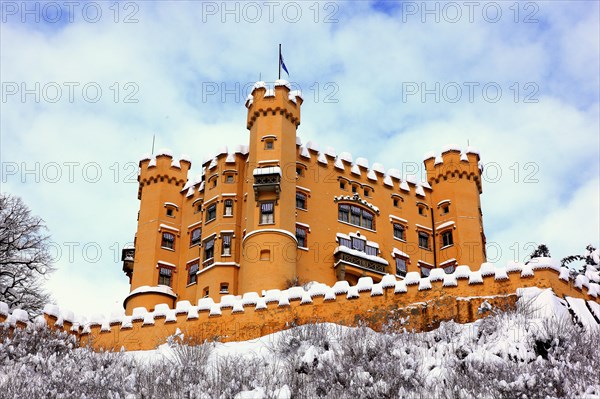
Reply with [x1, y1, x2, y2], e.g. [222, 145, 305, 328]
[393, 224, 405, 241]
[260, 202, 274, 224]
[418, 232, 430, 250]
[188, 262, 199, 284]
[420, 266, 431, 278]
[442, 205, 450, 214]
[158, 267, 172, 286]
[203, 287, 210, 298]
[212, 179, 217, 188]
[365, 245, 378, 256]
[161, 232, 175, 250]
[443, 264, 455, 274]
[224, 200, 233, 216]
[190, 228, 202, 247]
[222, 234, 232, 256]
[194, 203, 202, 214]
[441, 230, 454, 247]
[296, 167, 303, 177]
[393, 198, 399, 207]
[166, 208, 174, 217]
[296, 226, 308, 248]
[204, 237, 215, 261]
[338, 204, 350, 223]
[296, 192, 307, 210]
[363, 189, 369, 197]
[206, 204, 217, 222]
[352, 185, 357, 193]
[339, 237, 351, 248]
[265, 140, 274, 150]
[418, 206, 425, 216]
[395, 258, 407, 277]
[351, 237, 365, 252]
[225, 175, 234, 183]
[340, 181, 346, 190]
[338, 204, 375, 230]
[260, 249, 270, 260]
[220, 283, 229, 294]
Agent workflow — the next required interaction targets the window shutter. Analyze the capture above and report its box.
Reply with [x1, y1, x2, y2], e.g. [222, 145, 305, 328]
[261, 202, 274, 213]
[205, 239, 214, 250]
[223, 235, 231, 245]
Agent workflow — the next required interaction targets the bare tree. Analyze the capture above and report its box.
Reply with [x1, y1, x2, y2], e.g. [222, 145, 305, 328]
[0, 193, 54, 316]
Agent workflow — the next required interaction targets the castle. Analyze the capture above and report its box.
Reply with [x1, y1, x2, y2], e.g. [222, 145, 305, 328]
[121, 79, 486, 315]
[3, 79, 597, 351]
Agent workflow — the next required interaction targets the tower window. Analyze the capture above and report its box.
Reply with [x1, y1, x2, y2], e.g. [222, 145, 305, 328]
[190, 228, 202, 247]
[393, 198, 399, 207]
[194, 203, 202, 214]
[420, 265, 432, 278]
[265, 140, 274, 150]
[204, 237, 215, 262]
[296, 167, 303, 177]
[340, 181, 346, 190]
[441, 230, 454, 247]
[418, 206, 425, 216]
[418, 232, 430, 250]
[166, 208, 174, 217]
[206, 204, 217, 222]
[260, 202, 275, 224]
[212, 179, 217, 188]
[351, 185, 357, 193]
[225, 175, 235, 184]
[296, 226, 308, 248]
[222, 234, 232, 256]
[188, 262, 199, 285]
[395, 257, 407, 278]
[393, 224, 405, 241]
[224, 199, 233, 216]
[161, 232, 175, 250]
[363, 189, 369, 197]
[220, 283, 229, 294]
[158, 267, 172, 286]
[296, 192, 307, 210]
[442, 205, 450, 214]
[203, 287, 210, 298]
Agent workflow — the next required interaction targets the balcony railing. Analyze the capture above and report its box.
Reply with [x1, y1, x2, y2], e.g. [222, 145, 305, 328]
[253, 171, 281, 201]
[333, 248, 388, 277]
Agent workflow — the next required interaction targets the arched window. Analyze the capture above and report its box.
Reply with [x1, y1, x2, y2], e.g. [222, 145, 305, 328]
[338, 204, 375, 230]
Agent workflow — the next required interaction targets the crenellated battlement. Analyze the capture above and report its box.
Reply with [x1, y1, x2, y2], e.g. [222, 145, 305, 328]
[245, 80, 303, 130]
[424, 145, 482, 193]
[3, 259, 598, 352]
[138, 149, 191, 199]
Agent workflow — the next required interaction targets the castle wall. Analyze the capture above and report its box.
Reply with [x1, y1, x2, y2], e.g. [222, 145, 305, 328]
[4, 263, 594, 352]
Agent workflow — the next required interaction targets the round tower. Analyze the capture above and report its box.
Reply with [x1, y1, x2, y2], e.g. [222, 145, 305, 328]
[239, 80, 303, 294]
[123, 150, 190, 314]
[424, 146, 486, 269]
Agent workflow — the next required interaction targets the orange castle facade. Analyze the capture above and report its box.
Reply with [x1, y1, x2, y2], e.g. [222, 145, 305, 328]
[122, 80, 487, 314]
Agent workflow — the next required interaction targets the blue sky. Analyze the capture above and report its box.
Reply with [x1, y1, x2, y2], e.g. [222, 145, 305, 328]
[1, 0, 599, 316]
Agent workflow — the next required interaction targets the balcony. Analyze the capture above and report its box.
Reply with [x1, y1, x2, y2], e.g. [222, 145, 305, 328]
[333, 246, 388, 281]
[253, 167, 281, 201]
[121, 246, 135, 280]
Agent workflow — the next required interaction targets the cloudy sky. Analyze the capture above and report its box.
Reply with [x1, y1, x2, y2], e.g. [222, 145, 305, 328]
[1, 0, 598, 316]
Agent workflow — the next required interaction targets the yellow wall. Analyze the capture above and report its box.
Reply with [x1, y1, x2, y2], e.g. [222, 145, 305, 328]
[24, 267, 599, 351]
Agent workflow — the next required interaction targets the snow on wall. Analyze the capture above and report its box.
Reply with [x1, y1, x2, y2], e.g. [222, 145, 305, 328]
[3, 259, 597, 347]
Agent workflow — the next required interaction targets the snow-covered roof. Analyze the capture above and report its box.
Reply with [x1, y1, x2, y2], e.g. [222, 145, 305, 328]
[253, 166, 282, 176]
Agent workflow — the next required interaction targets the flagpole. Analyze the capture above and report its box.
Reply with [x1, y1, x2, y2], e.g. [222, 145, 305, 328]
[278, 44, 281, 80]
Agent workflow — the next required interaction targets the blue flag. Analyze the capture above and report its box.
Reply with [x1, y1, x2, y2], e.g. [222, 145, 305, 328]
[279, 52, 289, 76]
